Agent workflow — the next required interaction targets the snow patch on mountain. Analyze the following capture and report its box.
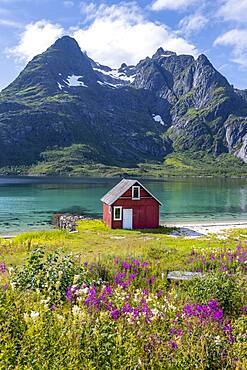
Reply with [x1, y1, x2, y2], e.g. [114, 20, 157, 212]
[57, 75, 88, 90]
[152, 114, 165, 126]
[93, 67, 135, 86]
[66, 75, 88, 87]
[97, 80, 117, 88]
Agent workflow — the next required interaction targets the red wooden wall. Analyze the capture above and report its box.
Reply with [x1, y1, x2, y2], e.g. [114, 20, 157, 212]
[102, 185, 160, 229]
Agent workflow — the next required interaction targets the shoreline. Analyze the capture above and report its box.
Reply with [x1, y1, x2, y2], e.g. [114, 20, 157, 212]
[163, 221, 247, 237]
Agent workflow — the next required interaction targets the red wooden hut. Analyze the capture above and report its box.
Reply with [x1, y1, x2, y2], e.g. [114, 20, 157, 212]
[101, 179, 162, 229]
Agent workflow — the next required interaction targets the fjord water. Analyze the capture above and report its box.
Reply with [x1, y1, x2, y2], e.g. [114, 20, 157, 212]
[0, 176, 247, 234]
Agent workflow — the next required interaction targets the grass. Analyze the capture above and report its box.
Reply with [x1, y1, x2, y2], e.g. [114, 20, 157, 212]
[2, 219, 247, 270]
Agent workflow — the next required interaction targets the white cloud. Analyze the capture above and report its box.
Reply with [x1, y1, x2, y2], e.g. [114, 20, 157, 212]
[214, 29, 247, 68]
[8, 3, 198, 67]
[179, 13, 208, 34]
[0, 18, 21, 28]
[218, 0, 247, 22]
[9, 20, 64, 61]
[73, 2, 198, 68]
[151, 0, 198, 11]
[63, 1, 74, 8]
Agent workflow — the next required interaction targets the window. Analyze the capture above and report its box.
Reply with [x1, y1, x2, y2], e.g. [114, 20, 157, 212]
[113, 206, 122, 220]
[132, 186, 140, 200]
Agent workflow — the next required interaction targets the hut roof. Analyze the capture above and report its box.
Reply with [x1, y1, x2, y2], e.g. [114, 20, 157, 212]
[101, 179, 162, 206]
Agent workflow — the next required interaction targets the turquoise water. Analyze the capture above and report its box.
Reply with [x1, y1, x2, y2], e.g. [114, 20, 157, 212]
[0, 176, 247, 234]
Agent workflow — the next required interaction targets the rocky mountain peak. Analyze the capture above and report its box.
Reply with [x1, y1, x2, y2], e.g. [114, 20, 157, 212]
[152, 48, 177, 59]
[196, 54, 211, 66]
[51, 35, 82, 54]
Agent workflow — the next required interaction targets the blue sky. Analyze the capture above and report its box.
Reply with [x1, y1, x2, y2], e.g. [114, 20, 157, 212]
[1, 0, 247, 90]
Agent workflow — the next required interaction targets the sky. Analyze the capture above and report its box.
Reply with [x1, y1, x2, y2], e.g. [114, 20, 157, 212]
[1, 0, 247, 90]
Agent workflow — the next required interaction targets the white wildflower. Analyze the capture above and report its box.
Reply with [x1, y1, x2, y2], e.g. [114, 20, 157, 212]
[73, 275, 80, 283]
[10, 281, 16, 289]
[80, 287, 89, 294]
[30, 311, 39, 321]
[72, 305, 81, 316]
[214, 335, 221, 345]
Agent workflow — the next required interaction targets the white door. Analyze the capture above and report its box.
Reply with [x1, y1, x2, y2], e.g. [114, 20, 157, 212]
[123, 209, 133, 229]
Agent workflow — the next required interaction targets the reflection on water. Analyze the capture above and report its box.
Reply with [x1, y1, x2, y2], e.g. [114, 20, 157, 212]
[0, 176, 247, 233]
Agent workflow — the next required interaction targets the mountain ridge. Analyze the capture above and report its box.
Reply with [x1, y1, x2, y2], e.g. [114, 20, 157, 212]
[0, 35, 247, 176]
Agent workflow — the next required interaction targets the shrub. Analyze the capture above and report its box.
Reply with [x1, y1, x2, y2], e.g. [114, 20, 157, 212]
[186, 272, 244, 315]
[10, 249, 88, 304]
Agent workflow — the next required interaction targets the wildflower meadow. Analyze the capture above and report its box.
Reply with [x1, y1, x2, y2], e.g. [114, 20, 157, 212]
[0, 222, 246, 369]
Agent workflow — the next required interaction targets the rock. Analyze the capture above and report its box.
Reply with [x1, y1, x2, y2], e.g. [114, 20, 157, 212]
[54, 213, 92, 232]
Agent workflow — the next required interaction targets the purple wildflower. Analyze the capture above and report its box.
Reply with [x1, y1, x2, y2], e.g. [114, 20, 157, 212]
[224, 322, 235, 344]
[111, 309, 120, 320]
[122, 303, 133, 314]
[103, 286, 112, 296]
[122, 260, 131, 270]
[242, 306, 247, 316]
[114, 272, 126, 285]
[183, 299, 223, 323]
[66, 286, 73, 302]
[147, 275, 155, 285]
[156, 290, 164, 298]
[132, 259, 140, 266]
[0, 262, 7, 273]
[168, 340, 178, 350]
[141, 261, 149, 268]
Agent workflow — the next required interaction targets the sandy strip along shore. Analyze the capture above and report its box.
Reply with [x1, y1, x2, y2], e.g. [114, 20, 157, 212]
[164, 221, 247, 237]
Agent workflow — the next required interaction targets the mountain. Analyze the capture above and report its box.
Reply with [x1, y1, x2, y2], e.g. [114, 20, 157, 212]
[0, 35, 247, 175]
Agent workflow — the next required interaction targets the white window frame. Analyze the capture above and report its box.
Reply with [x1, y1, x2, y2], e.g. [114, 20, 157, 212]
[113, 206, 122, 221]
[132, 186, 140, 200]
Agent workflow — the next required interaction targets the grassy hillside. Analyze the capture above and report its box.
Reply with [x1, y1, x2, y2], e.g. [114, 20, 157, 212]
[0, 150, 247, 178]
[0, 221, 246, 368]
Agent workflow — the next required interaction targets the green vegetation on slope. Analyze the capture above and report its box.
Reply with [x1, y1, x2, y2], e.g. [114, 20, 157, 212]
[0, 148, 245, 178]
